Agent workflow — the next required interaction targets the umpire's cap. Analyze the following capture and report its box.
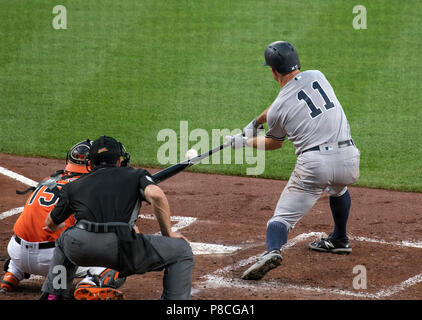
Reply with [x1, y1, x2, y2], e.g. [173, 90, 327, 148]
[65, 139, 92, 173]
[89, 135, 130, 167]
[264, 41, 300, 75]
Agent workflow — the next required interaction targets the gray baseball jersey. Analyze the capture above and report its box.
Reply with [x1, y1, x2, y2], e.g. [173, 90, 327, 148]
[265, 70, 351, 155]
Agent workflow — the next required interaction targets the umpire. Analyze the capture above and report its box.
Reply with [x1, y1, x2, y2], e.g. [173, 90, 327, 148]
[41, 135, 194, 300]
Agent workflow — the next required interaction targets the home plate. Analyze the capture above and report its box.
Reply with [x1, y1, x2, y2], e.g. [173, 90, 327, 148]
[190, 242, 241, 255]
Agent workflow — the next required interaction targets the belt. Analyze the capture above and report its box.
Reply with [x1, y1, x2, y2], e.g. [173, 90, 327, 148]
[14, 235, 55, 249]
[302, 139, 354, 154]
[74, 220, 130, 233]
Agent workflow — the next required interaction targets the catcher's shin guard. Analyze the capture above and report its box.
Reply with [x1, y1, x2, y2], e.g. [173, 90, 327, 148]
[97, 268, 126, 289]
[1, 272, 19, 292]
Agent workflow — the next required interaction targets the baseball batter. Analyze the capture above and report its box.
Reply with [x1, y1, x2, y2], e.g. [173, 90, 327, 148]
[226, 41, 360, 280]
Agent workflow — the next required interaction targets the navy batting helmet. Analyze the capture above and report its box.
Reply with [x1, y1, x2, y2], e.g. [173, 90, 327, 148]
[264, 41, 300, 75]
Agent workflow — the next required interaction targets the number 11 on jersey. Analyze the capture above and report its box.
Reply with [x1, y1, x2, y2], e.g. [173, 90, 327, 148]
[297, 81, 335, 118]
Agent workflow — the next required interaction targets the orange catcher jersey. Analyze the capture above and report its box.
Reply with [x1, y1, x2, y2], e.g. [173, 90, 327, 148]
[13, 173, 81, 242]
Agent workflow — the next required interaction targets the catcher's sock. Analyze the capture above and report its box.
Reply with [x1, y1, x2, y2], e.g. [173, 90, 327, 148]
[329, 190, 351, 240]
[266, 221, 288, 252]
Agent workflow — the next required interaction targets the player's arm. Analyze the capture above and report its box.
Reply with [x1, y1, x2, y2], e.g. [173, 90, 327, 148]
[243, 105, 272, 136]
[233, 105, 283, 150]
[44, 187, 72, 232]
[144, 184, 189, 242]
[246, 136, 283, 150]
[255, 105, 271, 125]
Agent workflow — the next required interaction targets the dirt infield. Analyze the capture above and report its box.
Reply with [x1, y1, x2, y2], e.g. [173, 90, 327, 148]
[0, 153, 421, 300]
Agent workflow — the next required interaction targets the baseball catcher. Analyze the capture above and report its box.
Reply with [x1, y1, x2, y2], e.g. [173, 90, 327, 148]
[0, 140, 125, 299]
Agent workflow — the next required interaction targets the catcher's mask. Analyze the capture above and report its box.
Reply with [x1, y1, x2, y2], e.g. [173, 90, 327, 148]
[87, 135, 130, 169]
[65, 139, 92, 174]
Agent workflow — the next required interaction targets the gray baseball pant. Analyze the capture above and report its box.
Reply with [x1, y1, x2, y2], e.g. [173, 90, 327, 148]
[268, 145, 360, 231]
[41, 227, 194, 299]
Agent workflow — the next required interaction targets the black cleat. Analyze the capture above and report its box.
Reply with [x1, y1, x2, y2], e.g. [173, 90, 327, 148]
[309, 236, 352, 254]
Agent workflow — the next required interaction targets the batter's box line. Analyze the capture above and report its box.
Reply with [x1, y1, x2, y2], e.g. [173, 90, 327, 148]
[138, 214, 242, 255]
[0, 166, 38, 187]
[192, 273, 422, 299]
[191, 232, 422, 299]
[0, 208, 241, 256]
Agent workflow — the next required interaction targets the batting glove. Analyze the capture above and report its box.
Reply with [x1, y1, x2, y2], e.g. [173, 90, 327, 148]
[225, 134, 248, 149]
[243, 118, 264, 139]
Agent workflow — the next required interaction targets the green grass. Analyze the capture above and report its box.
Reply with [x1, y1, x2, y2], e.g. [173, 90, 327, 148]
[0, 0, 421, 191]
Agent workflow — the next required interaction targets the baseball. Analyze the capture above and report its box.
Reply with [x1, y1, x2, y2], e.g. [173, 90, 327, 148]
[185, 148, 198, 160]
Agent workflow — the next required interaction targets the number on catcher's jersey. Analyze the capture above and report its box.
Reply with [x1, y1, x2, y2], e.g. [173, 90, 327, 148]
[28, 183, 65, 207]
[297, 80, 335, 119]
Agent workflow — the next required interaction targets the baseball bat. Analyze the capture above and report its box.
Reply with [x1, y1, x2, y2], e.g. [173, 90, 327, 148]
[151, 142, 230, 184]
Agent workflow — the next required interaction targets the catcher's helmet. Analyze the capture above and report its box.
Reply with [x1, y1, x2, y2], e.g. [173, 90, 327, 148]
[264, 41, 300, 75]
[88, 135, 130, 167]
[65, 139, 92, 174]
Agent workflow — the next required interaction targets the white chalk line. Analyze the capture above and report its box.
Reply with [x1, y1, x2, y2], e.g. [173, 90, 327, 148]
[139, 214, 197, 233]
[0, 207, 24, 220]
[191, 232, 422, 299]
[0, 166, 37, 187]
[192, 273, 422, 299]
[350, 235, 422, 249]
[139, 214, 241, 255]
[0, 166, 34, 221]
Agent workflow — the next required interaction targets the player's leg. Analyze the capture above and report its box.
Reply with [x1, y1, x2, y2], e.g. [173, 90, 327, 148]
[1, 237, 28, 292]
[308, 187, 353, 253]
[40, 232, 78, 299]
[242, 172, 324, 280]
[1, 260, 22, 293]
[329, 187, 351, 240]
[57, 228, 124, 300]
[330, 146, 360, 241]
[140, 234, 194, 300]
[266, 184, 323, 251]
[309, 146, 360, 253]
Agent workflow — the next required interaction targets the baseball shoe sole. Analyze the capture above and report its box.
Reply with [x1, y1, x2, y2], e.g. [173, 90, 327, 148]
[74, 286, 126, 300]
[242, 250, 282, 280]
[308, 237, 352, 254]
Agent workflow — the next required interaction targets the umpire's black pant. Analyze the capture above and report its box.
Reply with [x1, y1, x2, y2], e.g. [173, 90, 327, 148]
[41, 226, 194, 299]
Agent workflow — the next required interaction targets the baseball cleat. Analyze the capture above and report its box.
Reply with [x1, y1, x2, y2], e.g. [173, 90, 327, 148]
[308, 236, 352, 254]
[74, 284, 126, 300]
[241, 250, 282, 280]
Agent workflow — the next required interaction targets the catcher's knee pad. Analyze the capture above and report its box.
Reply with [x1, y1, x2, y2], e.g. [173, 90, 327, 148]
[97, 268, 126, 289]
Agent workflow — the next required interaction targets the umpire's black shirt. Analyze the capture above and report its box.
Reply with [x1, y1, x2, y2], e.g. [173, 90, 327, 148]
[50, 165, 156, 226]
